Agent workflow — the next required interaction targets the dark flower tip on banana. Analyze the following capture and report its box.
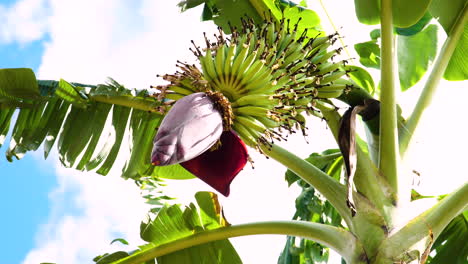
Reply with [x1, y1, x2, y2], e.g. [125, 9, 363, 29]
[151, 15, 354, 196]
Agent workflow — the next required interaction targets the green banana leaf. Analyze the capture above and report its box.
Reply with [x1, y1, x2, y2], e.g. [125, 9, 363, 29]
[397, 24, 438, 91]
[395, 12, 432, 36]
[354, 0, 431, 28]
[94, 192, 242, 264]
[429, 0, 468, 81]
[178, 0, 322, 37]
[354, 24, 438, 91]
[0, 68, 195, 180]
[280, 149, 344, 264]
[427, 212, 468, 264]
[0, 68, 40, 103]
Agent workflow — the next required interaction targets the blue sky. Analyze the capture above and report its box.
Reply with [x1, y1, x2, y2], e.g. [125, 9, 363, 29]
[0, 39, 45, 69]
[0, 14, 52, 261]
[1, 0, 466, 263]
[0, 155, 55, 263]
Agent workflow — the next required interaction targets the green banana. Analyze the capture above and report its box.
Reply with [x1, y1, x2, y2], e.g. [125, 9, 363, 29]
[316, 61, 342, 75]
[320, 70, 347, 84]
[168, 86, 194, 96]
[232, 94, 277, 107]
[256, 116, 280, 128]
[236, 115, 267, 134]
[224, 43, 236, 77]
[232, 122, 257, 147]
[310, 49, 339, 64]
[215, 44, 226, 81]
[164, 93, 185, 101]
[234, 106, 270, 117]
[240, 59, 266, 85]
[316, 89, 345, 98]
[201, 51, 218, 81]
[310, 34, 333, 50]
[317, 83, 347, 91]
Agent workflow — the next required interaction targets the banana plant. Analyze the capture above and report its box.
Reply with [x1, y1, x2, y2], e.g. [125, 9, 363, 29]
[1, 0, 467, 264]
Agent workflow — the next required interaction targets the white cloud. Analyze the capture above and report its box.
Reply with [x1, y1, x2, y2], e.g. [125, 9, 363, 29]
[37, 0, 218, 87]
[0, 0, 50, 44]
[22, 156, 151, 264]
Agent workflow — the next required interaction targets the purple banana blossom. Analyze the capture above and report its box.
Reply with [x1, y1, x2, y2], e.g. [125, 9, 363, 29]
[152, 92, 248, 196]
[181, 130, 248, 196]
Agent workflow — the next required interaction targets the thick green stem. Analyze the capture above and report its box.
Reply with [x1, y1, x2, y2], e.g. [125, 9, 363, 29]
[375, 182, 468, 262]
[259, 143, 352, 225]
[89, 95, 161, 113]
[258, 143, 386, 256]
[38, 80, 162, 113]
[299, 105, 390, 256]
[315, 102, 341, 139]
[115, 221, 367, 264]
[355, 147, 395, 223]
[399, 5, 468, 156]
[379, 0, 400, 199]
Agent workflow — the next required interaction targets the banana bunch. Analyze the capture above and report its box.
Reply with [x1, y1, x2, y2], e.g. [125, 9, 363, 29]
[155, 16, 353, 149]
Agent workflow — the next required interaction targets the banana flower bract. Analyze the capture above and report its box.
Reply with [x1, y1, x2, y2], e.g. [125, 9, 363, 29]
[152, 92, 248, 196]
